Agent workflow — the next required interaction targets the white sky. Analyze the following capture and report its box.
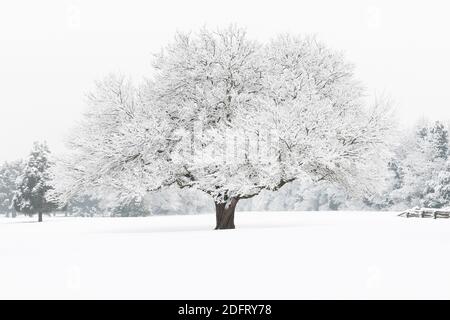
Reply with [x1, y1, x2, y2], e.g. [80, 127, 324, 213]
[1, 0, 450, 162]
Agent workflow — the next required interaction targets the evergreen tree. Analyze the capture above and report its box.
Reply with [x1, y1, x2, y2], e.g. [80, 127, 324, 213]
[381, 120, 450, 210]
[65, 194, 101, 217]
[430, 161, 450, 208]
[0, 160, 24, 217]
[12, 142, 58, 222]
[429, 121, 449, 160]
[110, 196, 150, 217]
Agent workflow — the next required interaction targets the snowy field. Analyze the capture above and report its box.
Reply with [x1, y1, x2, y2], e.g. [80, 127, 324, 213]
[1, 211, 450, 300]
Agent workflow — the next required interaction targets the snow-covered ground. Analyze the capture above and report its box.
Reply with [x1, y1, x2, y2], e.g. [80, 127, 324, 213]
[1, 211, 450, 299]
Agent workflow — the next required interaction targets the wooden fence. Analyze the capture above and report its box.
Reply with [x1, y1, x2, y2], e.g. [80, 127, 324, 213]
[399, 208, 450, 219]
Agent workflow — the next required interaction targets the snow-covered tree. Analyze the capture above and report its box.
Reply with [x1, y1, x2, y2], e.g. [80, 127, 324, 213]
[239, 179, 352, 211]
[381, 120, 450, 209]
[65, 194, 101, 217]
[97, 193, 150, 217]
[145, 187, 211, 215]
[0, 160, 23, 217]
[425, 160, 450, 208]
[52, 26, 394, 229]
[13, 142, 57, 222]
[429, 121, 448, 159]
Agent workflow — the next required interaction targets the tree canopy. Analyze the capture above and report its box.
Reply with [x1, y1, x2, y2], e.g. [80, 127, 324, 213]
[51, 26, 394, 229]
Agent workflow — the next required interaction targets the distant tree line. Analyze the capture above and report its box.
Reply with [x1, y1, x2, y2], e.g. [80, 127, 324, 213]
[1, 119, 449, 221]
[0, 142, 150, 221]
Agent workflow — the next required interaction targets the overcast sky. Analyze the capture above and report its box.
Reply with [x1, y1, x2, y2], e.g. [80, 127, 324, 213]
[1, 0, 449, 162]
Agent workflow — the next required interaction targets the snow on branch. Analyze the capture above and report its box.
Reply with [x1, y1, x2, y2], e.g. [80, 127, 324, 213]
[51, 26, 395, 205]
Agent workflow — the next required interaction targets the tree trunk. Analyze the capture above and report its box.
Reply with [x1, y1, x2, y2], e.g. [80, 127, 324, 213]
[215, 197, 239, 230]
[38, 212, 43, 222]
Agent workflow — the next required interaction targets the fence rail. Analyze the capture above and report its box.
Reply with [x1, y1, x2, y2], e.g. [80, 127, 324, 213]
[399, 208, 450, 219]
